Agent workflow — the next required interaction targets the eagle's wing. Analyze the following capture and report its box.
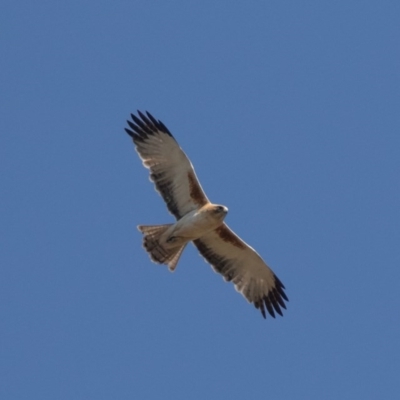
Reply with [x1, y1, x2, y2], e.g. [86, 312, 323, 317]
[193, 223, 288, 319]
[125, 111, 209, 219]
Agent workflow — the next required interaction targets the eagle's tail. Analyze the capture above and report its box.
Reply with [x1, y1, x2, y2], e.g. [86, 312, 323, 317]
[137, 224, 186, 272]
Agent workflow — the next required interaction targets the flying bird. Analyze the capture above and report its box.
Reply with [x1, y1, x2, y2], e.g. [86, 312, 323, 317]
[124, 111, 288, 319]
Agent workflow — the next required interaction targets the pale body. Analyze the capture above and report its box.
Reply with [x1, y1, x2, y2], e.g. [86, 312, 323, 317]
[160, 204, 228, 248]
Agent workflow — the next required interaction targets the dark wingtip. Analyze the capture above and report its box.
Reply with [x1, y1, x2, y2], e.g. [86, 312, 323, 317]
[255, 276, 288, 320]
[275, 275, 289, 302]
[255, 300, 267, 319]
[124, 110, 173, 140]
[124, 127, 134, 138]
[265, 300, 276, 318]
[145, 111, 158, 125]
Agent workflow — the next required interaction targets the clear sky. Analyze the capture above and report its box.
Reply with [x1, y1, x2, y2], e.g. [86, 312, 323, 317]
[1, 1, 399, 399]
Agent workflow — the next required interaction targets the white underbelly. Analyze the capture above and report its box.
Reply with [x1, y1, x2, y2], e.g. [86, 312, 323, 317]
[161, 208, 224, 247]
[174, 210, 217, 238]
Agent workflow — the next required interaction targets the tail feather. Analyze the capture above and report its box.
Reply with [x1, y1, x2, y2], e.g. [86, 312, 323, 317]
[166, 244, 186, 272]
[138, 224, 186, 271]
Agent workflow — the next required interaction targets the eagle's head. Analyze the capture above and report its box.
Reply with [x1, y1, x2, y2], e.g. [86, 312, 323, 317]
[199, 203, 228, 226]
[212, 204, 228, 216]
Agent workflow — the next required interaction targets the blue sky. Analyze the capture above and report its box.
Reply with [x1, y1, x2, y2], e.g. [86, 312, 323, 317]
[1, 1, 399, 399]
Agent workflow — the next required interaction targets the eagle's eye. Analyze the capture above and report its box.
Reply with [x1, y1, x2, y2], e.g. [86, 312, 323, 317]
[215, 206, 225, 213]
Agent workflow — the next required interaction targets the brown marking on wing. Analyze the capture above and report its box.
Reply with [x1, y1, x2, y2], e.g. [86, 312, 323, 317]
[215, 225, 246, 249]
[187, 171, 208, 207]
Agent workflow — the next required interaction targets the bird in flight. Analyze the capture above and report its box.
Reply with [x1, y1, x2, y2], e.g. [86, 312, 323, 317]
[124, 111, 288, 319]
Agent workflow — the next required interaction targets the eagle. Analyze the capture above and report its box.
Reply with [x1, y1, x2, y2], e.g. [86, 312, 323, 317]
[125, 111, 288, 319]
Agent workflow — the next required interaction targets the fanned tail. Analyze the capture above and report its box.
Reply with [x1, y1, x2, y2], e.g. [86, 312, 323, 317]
[137, 224, 186, 271]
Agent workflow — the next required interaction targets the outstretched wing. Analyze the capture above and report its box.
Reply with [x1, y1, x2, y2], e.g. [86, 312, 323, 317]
[193, 224, 288, 319]
[125, 111, 209, 219]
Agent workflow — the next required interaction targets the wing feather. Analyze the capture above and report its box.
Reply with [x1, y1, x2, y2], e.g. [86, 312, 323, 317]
[125, 111, 209, 219]
[193, 224, 288, 319]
